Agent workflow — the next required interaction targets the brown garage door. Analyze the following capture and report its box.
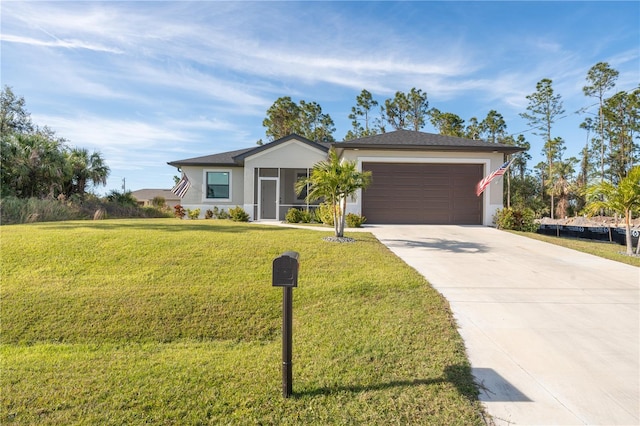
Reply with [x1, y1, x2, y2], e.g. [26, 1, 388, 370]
[362, 163, 483, 224]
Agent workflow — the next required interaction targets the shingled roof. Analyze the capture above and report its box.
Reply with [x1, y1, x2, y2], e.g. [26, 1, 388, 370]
[334, 129, 524, 153]
[167, 134, 330, 167]
[167, 147, 254, 167]
[168, 130, 524, 167]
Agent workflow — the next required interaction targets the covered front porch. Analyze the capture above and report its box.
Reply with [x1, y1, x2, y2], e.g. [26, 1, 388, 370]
[248, 167, 321, 221]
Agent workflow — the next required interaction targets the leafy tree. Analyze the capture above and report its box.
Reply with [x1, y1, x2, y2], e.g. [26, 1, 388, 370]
[583, 62, 619, 182]
[480, 110, 507, 143]
[345, 89, 379, 140]
[382, 91, 410, 130]
[299, 100, 335, 142]
[427, 108, 465, 137]
[1, 85, 34, 135]
[585, 165, 640, 255]
[263, 97, 335, 142]
[510, 135, 531, 179]
[602, 88, 640, 183]
[0, 87, 110, 199]
[575, 144, 592, 213]
[406, 88, 429, 131]
[465, 117, 482, 140]
[262, 97, 301, 140]
[510, 174, 545, 214]
[382, 88, 428, 131]
[295, 148, 371, 238]
[501, 134, 530, 208]
[520, 78, 565, 218]
[533, 161, 550, 217]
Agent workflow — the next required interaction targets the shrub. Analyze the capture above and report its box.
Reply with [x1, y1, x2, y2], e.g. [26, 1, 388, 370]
[229, 206, 249, 222]
[174, 204, 186, 219]
[0, 195, 170, 225]
[106, 190, 138, 207]
[346, 213, 366, 228]
[300, 209, 314, 223]
[309, 208, 323, 224]
[212, 206, 229, 219]
[0, 197, 79, 224]
[205, 209, 214, 219]
[285, 208, 303, 223]
[151, 196, 166, 208]
[187, 208, 201, 220]
[317, 202, 335, 226]
[494, 207, 538, 232]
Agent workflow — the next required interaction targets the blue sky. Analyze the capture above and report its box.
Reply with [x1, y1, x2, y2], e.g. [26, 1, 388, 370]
[2, 1, 639, 194]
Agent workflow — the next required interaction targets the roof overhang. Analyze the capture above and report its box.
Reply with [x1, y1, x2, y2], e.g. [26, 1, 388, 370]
[333, 143, 525, 155]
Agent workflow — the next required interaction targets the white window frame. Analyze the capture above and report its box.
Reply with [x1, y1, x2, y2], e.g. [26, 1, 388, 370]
[203, 169, 232, 202]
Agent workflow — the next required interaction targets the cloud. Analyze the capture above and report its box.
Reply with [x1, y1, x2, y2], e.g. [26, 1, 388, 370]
[0, 34, 124, 53]
[31, 111, 255, 168]
[2, 1, 478, 107]
[125, 62, 272, 110]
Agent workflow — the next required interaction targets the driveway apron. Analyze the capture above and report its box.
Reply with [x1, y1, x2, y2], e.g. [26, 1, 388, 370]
[369, 225, 639, 426]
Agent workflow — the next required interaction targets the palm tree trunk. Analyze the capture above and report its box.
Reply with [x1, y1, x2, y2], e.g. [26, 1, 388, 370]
[332, 201, 339, 237]
[625, 209, 633, 255]
[341, 197, 347, 237]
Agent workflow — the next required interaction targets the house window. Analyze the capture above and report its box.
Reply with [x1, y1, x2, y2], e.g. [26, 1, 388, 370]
[206, 171, 230, 199]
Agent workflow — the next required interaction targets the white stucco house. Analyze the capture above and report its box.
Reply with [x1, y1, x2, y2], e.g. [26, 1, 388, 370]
[168, 130, 523, 226]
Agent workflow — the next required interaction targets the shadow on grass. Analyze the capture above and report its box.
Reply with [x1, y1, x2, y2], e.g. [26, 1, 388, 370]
[381, 238, 489, 254]
[36, 220, 295, 233]
[293, 364, 479, 400]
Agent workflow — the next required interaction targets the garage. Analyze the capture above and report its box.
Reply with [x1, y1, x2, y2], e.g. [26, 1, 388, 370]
[362, 162, 483, 224]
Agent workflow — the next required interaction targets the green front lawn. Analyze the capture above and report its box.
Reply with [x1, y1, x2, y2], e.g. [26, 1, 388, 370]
[514, 231, 640, 267]
[1, 219, 485, 425]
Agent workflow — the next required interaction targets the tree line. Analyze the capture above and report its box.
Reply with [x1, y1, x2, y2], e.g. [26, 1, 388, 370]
[1, 86, 110, 200]
[262, 62, 639, 220]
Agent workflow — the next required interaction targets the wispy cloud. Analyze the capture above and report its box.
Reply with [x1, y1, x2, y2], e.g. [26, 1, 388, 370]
[1, 34, 124, 53]
[3, 1, 638, 192]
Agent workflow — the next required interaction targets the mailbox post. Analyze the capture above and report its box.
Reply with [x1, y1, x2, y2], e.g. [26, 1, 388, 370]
[272, 251, 299, 398]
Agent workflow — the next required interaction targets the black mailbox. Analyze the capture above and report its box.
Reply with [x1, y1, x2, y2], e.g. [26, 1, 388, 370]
[272, 251, 299, 287]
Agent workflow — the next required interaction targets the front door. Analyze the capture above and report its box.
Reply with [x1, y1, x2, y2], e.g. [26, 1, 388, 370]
[260, 179, 278, 220]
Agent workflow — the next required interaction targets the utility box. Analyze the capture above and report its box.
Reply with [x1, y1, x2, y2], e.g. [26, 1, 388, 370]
[272, 251, 299, 288]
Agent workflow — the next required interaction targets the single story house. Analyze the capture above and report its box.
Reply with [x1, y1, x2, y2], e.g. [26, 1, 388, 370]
[167, 130, 523, 226]
[131, 188, 181, 209]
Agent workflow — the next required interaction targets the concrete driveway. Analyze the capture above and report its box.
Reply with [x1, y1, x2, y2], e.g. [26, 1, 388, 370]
[368, 225, 639, 426]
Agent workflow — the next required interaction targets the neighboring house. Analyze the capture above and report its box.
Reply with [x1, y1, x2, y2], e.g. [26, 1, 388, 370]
[131, 189, 181, 209]
[167, 130, 523, 226]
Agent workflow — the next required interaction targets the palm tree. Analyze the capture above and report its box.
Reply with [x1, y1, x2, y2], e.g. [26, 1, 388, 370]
[9, 133, 66, 198]
[295, 148, 372, 238]
[586, 165, 640, 255]
[551, 158, 577, 218]
[65, 148, 110, 196]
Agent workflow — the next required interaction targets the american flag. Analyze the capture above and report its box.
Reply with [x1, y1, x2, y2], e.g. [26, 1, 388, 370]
[476, 159, 513, 197]
[171, 174, 191, 198]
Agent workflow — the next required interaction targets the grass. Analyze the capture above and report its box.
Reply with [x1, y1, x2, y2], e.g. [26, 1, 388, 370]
[512, 231, 640, 267]
[1, 219, 485, 425]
